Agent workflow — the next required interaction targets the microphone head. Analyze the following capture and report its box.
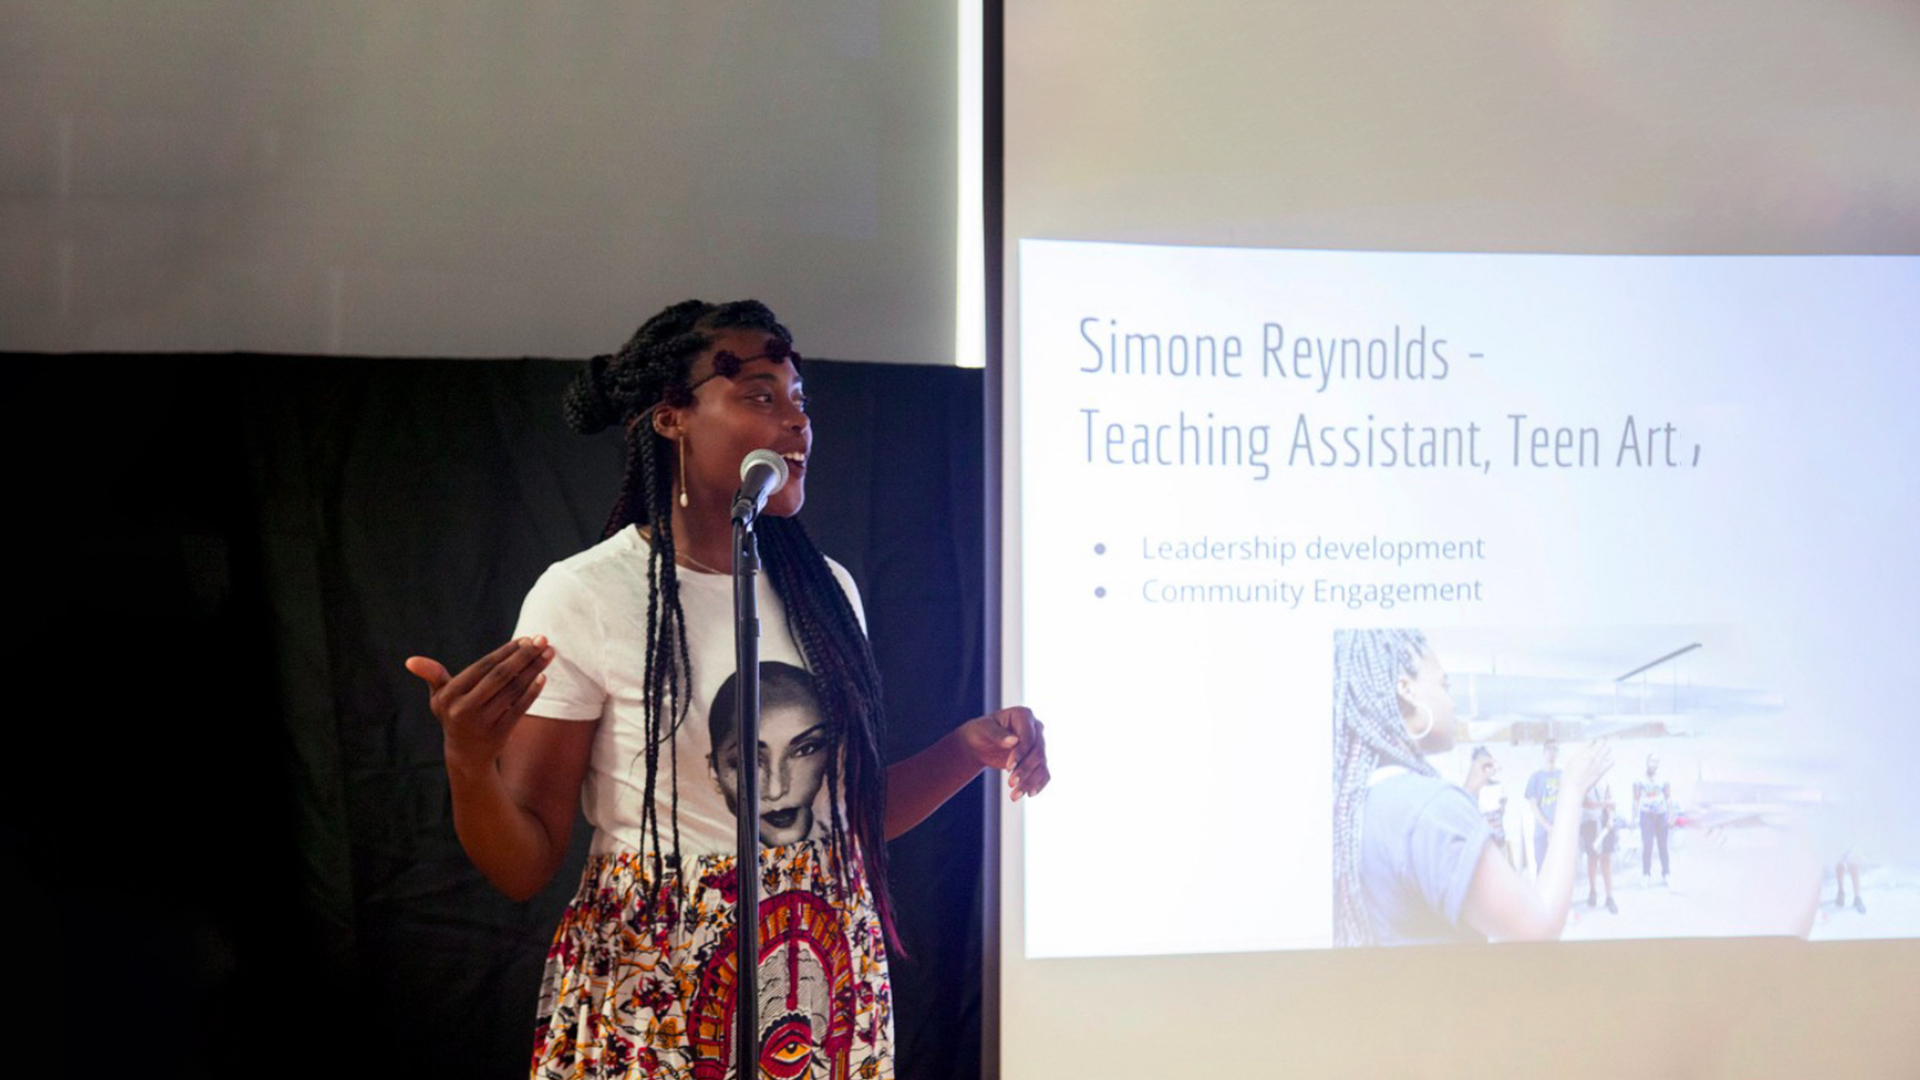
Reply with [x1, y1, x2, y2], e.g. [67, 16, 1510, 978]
[740, 447, 790, 492]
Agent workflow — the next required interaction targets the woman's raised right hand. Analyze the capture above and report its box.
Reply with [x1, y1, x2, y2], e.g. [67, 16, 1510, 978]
[405, 637, 556, 767]
[1561, 739, 1615, 797]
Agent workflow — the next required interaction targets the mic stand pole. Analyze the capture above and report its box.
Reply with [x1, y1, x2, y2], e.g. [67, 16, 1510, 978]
[731, 511, 762, 1080]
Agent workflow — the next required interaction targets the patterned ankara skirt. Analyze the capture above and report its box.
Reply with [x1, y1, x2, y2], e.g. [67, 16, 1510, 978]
[530, 841, 894, 1080]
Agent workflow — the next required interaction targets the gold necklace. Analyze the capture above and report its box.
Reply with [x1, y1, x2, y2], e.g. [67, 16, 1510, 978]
[676, 549, 728, 575]
[637, 524, 728, 575]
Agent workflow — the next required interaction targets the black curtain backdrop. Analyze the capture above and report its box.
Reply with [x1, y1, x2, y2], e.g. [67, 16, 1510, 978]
[29, 355, 984, 1080]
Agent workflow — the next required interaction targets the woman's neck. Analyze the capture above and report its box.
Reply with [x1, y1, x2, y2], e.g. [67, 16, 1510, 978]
[665, 500, 736, 575]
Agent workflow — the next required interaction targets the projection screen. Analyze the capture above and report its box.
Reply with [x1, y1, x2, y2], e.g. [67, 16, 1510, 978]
[997, 3, 1920, 1078]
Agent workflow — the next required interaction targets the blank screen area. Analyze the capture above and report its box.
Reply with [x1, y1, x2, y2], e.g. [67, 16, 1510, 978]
[2, 3, 957, 362]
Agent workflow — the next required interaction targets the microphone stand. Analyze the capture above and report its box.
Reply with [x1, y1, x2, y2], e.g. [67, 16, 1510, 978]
[731, 508, 762, 1080]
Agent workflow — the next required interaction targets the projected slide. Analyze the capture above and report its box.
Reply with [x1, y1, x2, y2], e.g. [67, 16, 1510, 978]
[1015, 240, 1920, 956]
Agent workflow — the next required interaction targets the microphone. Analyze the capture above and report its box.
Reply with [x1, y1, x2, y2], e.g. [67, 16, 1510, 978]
[731, 448, 790, 524]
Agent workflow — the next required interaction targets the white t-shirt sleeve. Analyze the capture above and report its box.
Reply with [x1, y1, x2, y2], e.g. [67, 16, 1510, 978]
[826, 557, 868, 635]
[511, 563, 607, 722]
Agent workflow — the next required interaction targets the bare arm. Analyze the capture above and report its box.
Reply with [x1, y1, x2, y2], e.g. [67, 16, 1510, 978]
[884, 707, 1048, 840]
[446, 715, 597, 900]
[1463, 743, 1612, 941]
[407, 638, 596, 901]
[1461, 801, 1585, 940]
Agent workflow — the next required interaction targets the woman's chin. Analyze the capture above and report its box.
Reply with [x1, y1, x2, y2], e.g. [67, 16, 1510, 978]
[766, 483, 806, 518]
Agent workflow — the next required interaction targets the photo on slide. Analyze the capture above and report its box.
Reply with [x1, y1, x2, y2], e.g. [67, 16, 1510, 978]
[1328, 625, 1920, 946]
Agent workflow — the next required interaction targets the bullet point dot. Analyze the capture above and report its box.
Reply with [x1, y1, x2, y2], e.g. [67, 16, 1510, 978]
[1094, 586, 1107, 598]
[1093, 543, 1106, 555]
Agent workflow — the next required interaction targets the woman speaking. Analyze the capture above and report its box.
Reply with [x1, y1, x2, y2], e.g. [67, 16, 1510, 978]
[407, 300, 1049, 1079]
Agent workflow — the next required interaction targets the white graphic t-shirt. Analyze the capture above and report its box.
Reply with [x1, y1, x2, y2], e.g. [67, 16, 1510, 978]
[513, 526, 865, 857]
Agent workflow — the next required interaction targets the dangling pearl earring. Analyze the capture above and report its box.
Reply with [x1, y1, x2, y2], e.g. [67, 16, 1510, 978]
[677, 437, 689, 508]
[1407, 701, 1434, 741]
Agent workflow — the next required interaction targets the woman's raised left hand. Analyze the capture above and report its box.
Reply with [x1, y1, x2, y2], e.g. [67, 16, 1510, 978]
[958, 707, 1050, 800]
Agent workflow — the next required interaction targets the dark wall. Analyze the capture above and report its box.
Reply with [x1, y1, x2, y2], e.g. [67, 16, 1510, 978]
[26, 354, 983, 1080]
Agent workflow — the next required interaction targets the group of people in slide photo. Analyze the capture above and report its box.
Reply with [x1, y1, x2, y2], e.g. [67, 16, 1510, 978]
[1329, 628, 1903, 947]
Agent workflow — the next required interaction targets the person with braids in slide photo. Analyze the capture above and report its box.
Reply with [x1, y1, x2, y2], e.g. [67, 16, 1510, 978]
[405, 300, 1049, 1080]
[1330, 629, 1610, 946]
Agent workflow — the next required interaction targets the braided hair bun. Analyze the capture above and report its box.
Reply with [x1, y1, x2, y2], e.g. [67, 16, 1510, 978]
[562, 354, 623, 435]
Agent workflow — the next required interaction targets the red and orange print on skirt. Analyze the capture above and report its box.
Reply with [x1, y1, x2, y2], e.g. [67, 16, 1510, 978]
[532, 839, 893, 1080]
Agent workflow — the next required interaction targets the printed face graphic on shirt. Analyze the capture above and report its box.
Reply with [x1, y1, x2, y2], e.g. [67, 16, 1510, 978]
[711, 701, 833, 847]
